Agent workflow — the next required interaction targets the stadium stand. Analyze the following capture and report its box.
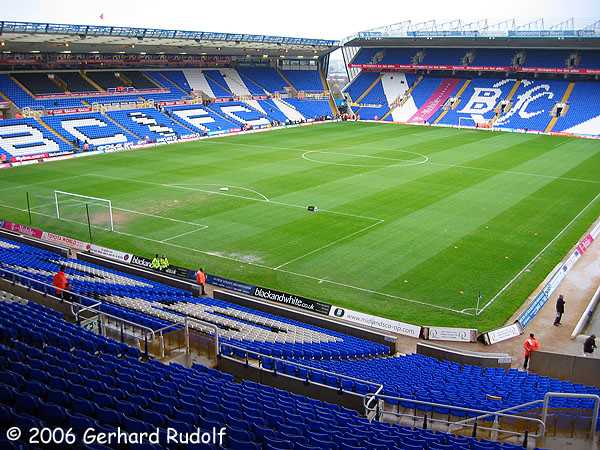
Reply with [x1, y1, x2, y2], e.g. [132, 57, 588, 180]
[494, 79, 568, 131]
[106, 108, 198, 141]
[203, 70, 234, 98]
[0, 290, 546, 450]
[0, 117, 72, 159]
[236, 67, 290, 94]
[285, 98, 332, 119]
[12, 73, 64, 95]
[58, 72, 99, 93]
[85, 71, 123, 90]
[282, 355, 600, 425]
[165, 104, 240, 135]
[0, 236, 389, 360]
[553, 81, 600, 135]
[42, 112, 138, 148]
[280, 70, 324, 92]
[0, 74, 85, 109]
[354, 80, 390, 120]
[145, 70, 192, 95]
[208, 101, 272, 127]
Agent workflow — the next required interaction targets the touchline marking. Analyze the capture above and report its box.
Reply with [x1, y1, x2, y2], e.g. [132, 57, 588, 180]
[274, 221, 384, 270]
[428, 160, 600, 185]
[0, 200, 469, 316]
[477, 189, 600, 315]
[87, 173, 385, 223]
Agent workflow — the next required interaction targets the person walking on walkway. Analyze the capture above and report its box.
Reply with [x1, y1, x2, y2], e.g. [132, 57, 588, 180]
[584, 335, 597, 357]
[196, 268, 207, 296]
[554, 294, 565, 326]
[523, 333, 540, 370]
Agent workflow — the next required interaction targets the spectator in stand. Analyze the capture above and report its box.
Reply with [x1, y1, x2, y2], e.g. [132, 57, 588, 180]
[523, 333, 540, 370]
[554, 294, 565, 326]
[52, 265, 69, 299]
[83, 141, 90, 152]
[196, 268, 207, 296]
[584, 335, 597, 357]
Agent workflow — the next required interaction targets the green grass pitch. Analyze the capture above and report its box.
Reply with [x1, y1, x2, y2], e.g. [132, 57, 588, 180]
[1, 122, 599, 331]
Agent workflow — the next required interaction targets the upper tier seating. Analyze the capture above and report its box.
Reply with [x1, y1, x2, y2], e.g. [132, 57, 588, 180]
[57, 72, 98, 93]
[578, 50, 600, 69]
[522, 50, 572, 68]
[281, 70, 324, 92]
[0, 237, 388, 359]
[352, 48, 419, 66]
[237, 67, 289, 94]
[0, 294, 540, 450]
[0, 74, 85, 110]
[122, 71, 158, 89]
[203, 70, 233, 98]
[471, 49, 518, 67]
[85, 71, 124, 90]
[42, 112, 138, 148]
[145, 70, 192, 95]
[12, 73, 64, 95]
[0, 117, 72, 159]
[106, 108, 198, 141]
[423, 48, 468, 65]
[290, 355, 600, 429]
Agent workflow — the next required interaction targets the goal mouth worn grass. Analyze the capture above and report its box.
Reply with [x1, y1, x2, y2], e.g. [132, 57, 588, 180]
[1, 121, 599, 331]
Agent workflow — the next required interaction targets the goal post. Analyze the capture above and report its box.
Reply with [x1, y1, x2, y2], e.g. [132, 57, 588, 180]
[54, 190, 114, 232]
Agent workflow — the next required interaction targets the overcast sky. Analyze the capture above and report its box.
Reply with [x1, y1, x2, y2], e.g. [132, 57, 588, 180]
[3, 0, 600, 40]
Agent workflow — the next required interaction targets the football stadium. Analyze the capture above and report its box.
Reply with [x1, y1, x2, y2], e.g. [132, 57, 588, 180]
[1, 3, 600, 450]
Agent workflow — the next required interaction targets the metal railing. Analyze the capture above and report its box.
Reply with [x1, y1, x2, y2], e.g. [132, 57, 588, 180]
[363, 392, 546, 445]
[219, 342, 383, 397]
[0, 264, 178, 357]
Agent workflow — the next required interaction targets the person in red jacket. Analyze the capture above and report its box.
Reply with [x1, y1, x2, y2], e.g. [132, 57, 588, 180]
[53, 265, 69, 298]
[523, 333, 540, 370]
[195, 268, 207, 296]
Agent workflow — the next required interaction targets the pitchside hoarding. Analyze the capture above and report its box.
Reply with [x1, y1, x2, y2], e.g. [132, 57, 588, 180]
[329, 306, 422, 338]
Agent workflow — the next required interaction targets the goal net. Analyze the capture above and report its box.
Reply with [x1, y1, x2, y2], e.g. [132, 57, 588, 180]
[54, 190, 114, 232]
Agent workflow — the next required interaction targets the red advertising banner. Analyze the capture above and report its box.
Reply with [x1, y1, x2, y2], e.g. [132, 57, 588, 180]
[577, 234, 594, 255]
[349, 63, 600, 75]
[35, 88, 169, 100]
[1, 221, 44, 239]
[46, 107, 93, 115]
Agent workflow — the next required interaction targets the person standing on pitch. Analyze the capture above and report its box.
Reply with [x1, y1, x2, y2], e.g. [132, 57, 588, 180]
[584, 335, 597, 357]
[523, 333, 540, 370]
[196, 268, 207, 296]
[554, 294, 565, 326]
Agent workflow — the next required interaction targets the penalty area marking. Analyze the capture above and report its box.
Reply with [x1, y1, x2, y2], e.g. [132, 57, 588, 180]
[0, 198, 470, 316]
[302, 150, 429, 168]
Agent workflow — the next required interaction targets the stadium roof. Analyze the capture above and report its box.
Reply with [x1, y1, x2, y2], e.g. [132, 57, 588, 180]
[343, 18, 600, 49]
[0, 21, 339, 57]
